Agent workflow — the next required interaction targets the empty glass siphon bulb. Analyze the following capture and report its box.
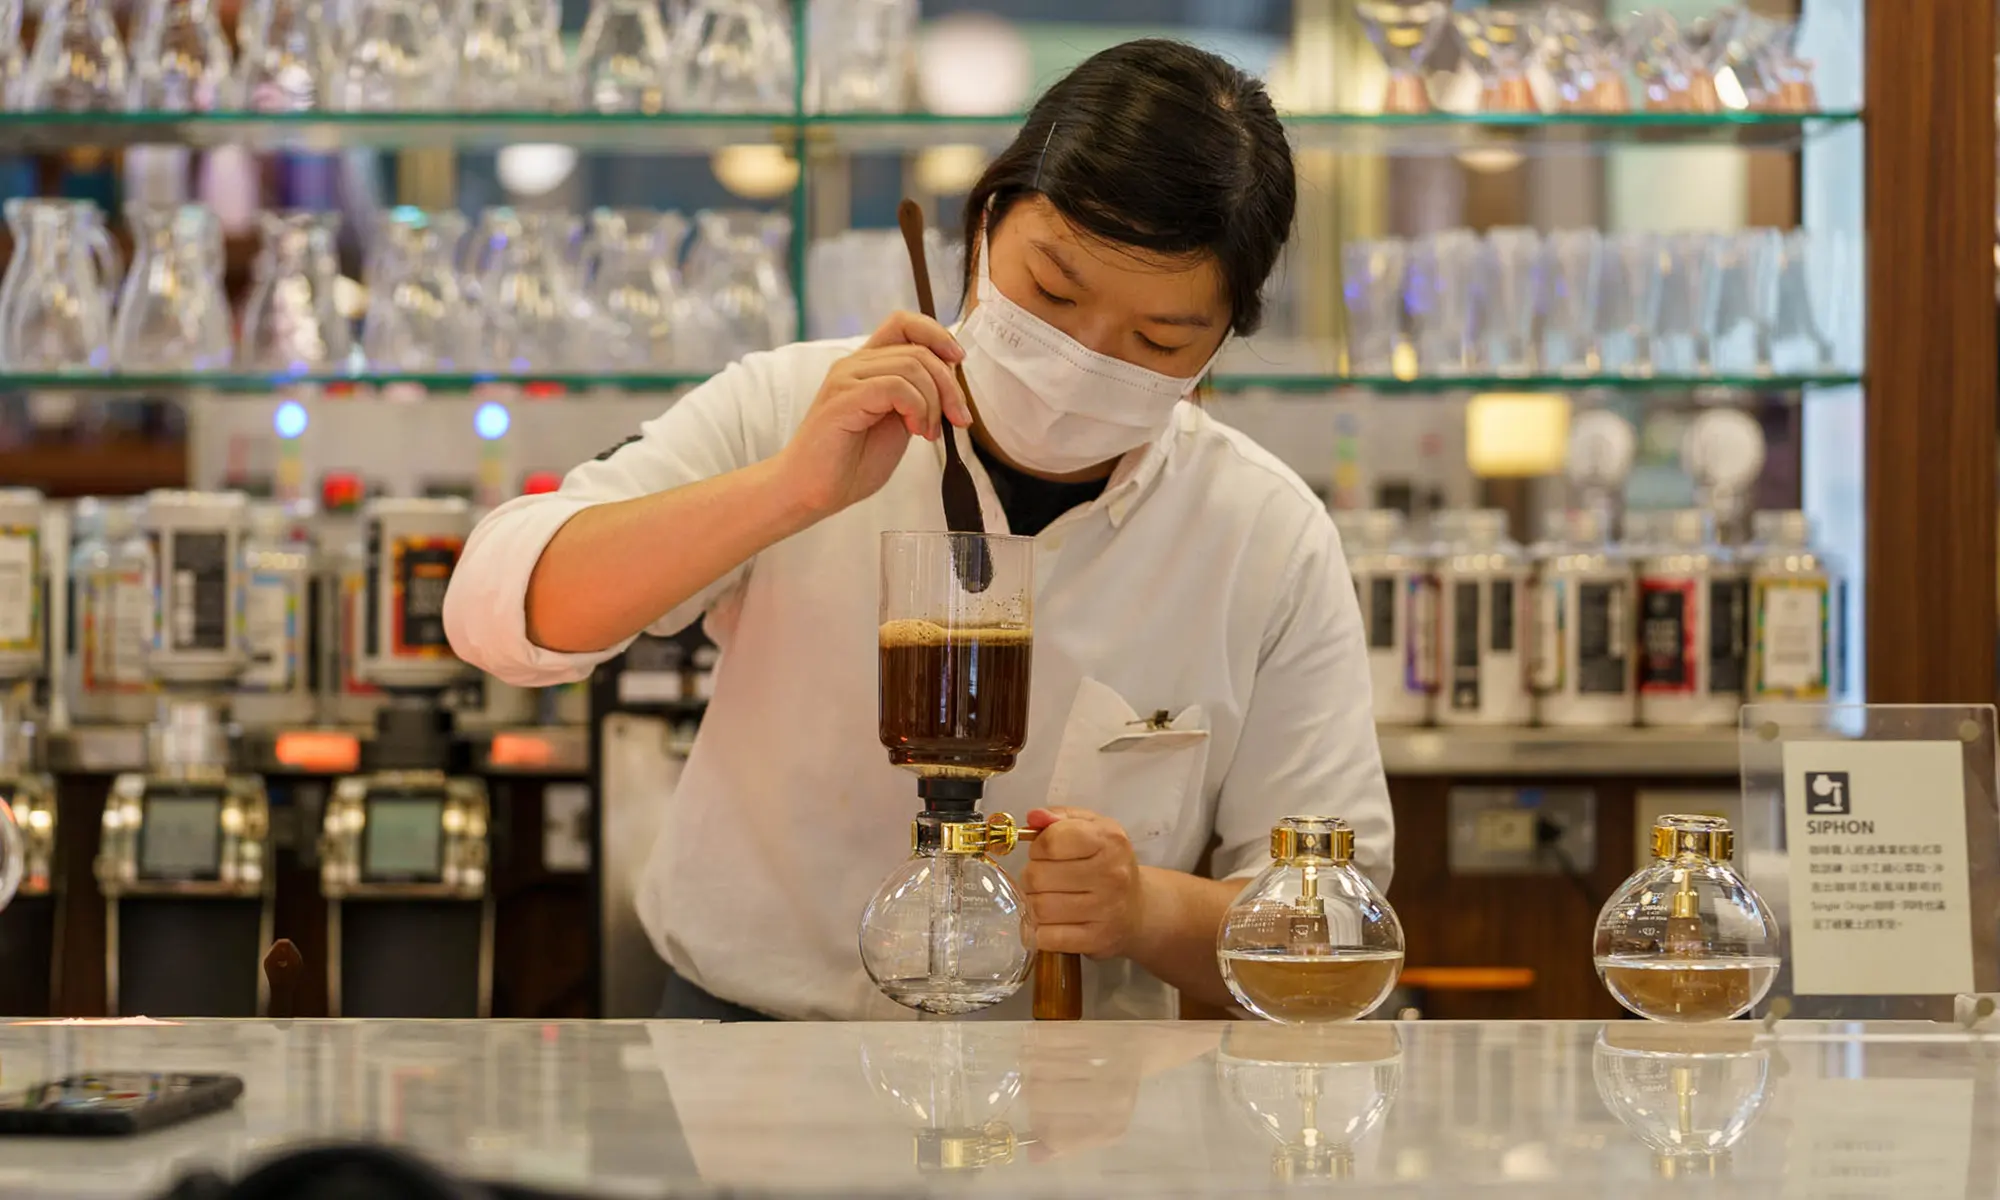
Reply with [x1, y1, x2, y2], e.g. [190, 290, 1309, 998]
[859, 1023, 1024, 1171]
[1593, 1024, 1773, 1179]
[860, 814, 1034, 1016]
[1217, 1023, 1402, 1182]
[1218, 816, 1404, 1024]
[1594, 815, 1781, 1023]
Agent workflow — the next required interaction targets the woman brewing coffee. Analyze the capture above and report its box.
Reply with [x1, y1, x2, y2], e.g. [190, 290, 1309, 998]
[445, 40, 1393, 1021]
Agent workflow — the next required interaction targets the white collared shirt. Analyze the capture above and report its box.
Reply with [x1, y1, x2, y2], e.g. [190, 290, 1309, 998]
[444, 337, 1393, 1020]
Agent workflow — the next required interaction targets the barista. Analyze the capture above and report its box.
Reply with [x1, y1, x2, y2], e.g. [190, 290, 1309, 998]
[445, 40, 1393, 1020]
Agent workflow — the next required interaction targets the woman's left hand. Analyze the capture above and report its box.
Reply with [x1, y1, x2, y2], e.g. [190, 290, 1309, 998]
[1023, 807, 1146, 959]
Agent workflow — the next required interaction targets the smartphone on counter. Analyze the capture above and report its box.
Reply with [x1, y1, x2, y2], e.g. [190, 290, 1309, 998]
[0, 1072, 244, 1136]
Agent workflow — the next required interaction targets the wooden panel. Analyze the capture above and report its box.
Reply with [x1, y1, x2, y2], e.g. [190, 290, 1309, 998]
[1865, 0, 1998, 703]
[490, 778, 596, 1018]
[52, 774, 108, 1016]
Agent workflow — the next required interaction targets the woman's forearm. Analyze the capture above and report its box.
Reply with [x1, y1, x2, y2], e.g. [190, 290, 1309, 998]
[524, 457, 818, 654]
[1126, 868, 1244, 1008]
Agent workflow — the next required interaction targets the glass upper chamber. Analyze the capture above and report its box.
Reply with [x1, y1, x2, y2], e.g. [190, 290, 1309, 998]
[859, 814, 1035, 1016]
[1594, 815, 1781, 1023]
[1218, 816, 1404, 1024]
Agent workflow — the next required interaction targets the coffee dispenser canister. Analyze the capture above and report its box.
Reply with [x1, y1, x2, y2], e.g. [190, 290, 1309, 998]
[1332, 510, 1430, 726]
[1530, 510, 1636, 728]
[1432, 510, 1531, 727]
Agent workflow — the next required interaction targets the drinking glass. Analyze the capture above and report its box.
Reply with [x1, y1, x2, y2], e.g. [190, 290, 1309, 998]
[127, 0, 231, 110]
[240, 210, 353, 374]
[1540, 4, 1625, 113]
[0, 0, 27, 108]
[1802, 229, 1862, 373]
[231, 0, 334, 110]
[670, 0, 796, 114]
[335, 0, 453, 110]
[681, 209, 796, 368]
[1702, 229, 1779, 376]
[1537, 229, 1600, 375]
[473, 209, 585, 373]
[581, 208, 689, 370]
[20, 0, 127, 110]
[805, 0, 914, 114]
[1341, 237, 1407, 377]
[1452, 5, 1541, 113]
[1652, 232, 1709, 375]
[1760, 19, 1817, 113]
[1355, 1, 1447, 115]
[112, 203, 231, 371]
[1404, 229, 1477, 377]
[1767, 229, 1829, 373]
[361, 207, 475, 370]
[1593, 232, 1661, 377]
[456, 0, 566, 110]
[1470, 227, 1540, 375]
[573, 0, 672, 113]
[1621, 11, 1702, 113]
[0, 199, 119, 371]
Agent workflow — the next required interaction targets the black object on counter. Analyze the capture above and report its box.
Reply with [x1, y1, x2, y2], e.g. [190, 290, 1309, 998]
[0, 1072, 242, 1136]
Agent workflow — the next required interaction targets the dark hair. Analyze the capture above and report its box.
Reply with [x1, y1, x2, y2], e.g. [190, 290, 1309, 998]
[962, 39, 1296, 338]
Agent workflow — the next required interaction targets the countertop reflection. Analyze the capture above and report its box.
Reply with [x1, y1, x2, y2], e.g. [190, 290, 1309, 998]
[0, 1018, 1993, 1198]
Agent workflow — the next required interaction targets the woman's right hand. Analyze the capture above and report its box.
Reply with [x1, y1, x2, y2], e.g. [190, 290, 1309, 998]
[775, 311, 972, 519]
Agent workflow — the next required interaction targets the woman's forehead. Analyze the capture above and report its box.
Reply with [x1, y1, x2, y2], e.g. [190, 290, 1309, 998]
[1001, 197, 1228, 315]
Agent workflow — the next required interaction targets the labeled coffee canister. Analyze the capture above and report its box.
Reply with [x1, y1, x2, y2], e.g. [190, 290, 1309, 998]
[73, 499, 157, 724]
[1433, 509, 1531, 727]
[1637, 510, 1747, 728]
[1745, 511, 1838, 702]
[359, 497, 472, 692]
[0, 489, 45, 684]
[1332, 509, 1429, 726]
[142, 489, 248, 687]
[1530, 510, 1635, 728]
[235, 502, 317, 727]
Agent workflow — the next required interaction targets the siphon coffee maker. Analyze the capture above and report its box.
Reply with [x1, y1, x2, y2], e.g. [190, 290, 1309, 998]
[860, 531, 1081, 1018]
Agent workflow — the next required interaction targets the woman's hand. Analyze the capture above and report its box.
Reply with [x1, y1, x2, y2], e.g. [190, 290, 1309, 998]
[775, 311, 971, 519]
[1022, 807, 1147, 959]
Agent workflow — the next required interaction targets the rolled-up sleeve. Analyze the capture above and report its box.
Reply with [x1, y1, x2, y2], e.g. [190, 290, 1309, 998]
[1211, 514, 1395, 890]
[444, 351, 795, 688]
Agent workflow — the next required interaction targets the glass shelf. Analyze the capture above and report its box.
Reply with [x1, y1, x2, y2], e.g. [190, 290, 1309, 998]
[0, 370, 1863, 396]
[0, 109, 1863, 154]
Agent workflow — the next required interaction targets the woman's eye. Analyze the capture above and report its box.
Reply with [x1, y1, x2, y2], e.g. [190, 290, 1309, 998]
[1138, 334, 1184, 355]
[1033, 282, 1074, 307]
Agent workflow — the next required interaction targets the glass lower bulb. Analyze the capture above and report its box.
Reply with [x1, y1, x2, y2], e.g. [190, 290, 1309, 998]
[1593, 1025, 1772, 1175]
[860, 838, 1033, 1016]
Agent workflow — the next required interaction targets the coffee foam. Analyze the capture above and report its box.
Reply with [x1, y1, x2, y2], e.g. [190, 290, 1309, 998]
[879, 618, 1033, 648]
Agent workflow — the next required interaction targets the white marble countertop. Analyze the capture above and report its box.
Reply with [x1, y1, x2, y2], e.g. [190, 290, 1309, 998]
[0, 1018, 1991, 1198]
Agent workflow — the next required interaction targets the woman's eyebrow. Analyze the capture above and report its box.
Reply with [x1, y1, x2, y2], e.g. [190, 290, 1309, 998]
[1143, 311, 1214, 328]
[1030, 239, 1088, 288]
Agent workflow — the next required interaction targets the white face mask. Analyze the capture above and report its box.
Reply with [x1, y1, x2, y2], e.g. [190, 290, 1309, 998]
[957, 235, 1222, 476]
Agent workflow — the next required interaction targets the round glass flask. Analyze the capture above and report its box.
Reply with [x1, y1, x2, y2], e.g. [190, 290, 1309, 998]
[859, 813, 1035, 1015]
[1593, 1024, 1773, 1180]
[1594, 815, 1781, 1022]
[1218, 816, 1404, 1024]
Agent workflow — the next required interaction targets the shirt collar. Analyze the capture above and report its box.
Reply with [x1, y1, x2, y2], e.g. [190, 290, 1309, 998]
[935, 407, 1185, 532]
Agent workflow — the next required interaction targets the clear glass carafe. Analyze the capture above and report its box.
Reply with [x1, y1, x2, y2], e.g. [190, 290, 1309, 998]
[470, 209, 584, 373]
[127, 0, 231, 111]
[0, 199, 119, 372]
[112, 203, 231, 371]
[1469, 226, 1539, 375]
[361, 207, 475, 370]
[670, 0, 795, 113]
[573, 0, 672, 113]
[239, 210, 352, 374]
[456, 0, 565, 110]
[1452, 5, 1540, 113]
[1703, 228, 1779, 375]
[230, 0, 334, 111]
[859, 813, 1036, 1015]
[581, 208, 689, 370]
[1593, 1024, 1773, 1178]
[805, 0, 914, 114]
[336, 0, 452, 110]
[1355, 1, 1446, 115]
[1217, 1023, 1402, 1182]
[1218, 816, 1403, 1024]
[20, 0, 127, 110]
[1594, 815, 1781, 1023]
[681, 209, 796, 368]
[1340, 237, 1405, 377]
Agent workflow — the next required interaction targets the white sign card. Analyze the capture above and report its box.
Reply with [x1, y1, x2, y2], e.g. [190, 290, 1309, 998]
[1781, 740, 1975, 996]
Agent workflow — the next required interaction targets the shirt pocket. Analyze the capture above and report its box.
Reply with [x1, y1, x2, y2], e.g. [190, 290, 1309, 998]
[1044, 677, 1211, 867]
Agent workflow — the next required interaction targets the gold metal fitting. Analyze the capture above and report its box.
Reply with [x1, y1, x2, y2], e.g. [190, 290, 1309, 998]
[919, 1124, 1018, 1171]
[1271, 815, 1354, 864]
[1652, 814, 1734, 862]
[916, 813, 1025, 856]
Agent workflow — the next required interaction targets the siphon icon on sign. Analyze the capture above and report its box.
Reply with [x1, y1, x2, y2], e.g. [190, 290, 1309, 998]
[1806, 771, 1851, 815]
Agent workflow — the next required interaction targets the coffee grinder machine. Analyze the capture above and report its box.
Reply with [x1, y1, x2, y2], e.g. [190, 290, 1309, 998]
[859, 532, 1081, 1020]
[319, 497, 493, 1018]
[97, 490, 275, 1017]
[0, 488, 60, 1014]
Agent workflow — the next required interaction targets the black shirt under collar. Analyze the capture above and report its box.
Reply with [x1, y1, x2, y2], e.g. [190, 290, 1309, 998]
[968, 434, 1110, 538]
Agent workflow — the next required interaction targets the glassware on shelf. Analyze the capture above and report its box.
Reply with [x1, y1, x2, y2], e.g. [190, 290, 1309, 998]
[670, 0, 796, 114]
[580, 208, 689, 370]
[240, 210, 353, 374]
[1593, 814, 1780, 1023]
[1767, 228, 1830, 373]
[805, 0, 914, 114]
[361, 207, 475, 371]
[681, 209, 796, 370]
[112, 203, 231, 371]
[1217, 816, 1403, 1024]
[1760, 19, 1817, 114]
[1540, 4, 1626, 114]
[1341, 238, 1407, 377]
[1404, 229, 1477, 377]
[0, 199, 119, 372]
[19, 0, 127, 111]
[573, 0, 673, 113]
[1622, 11, 1703, 114]
[1803, 228, 1863, 373]
[1702, 228, 1779, 375]
[471, 208, 586, 373]
[456, 0, 566, 110]
[1469, 226, 1539, 375]
[0, 0, 22, 109]
[1592, 231, 1661, 377]
[230, 0, 335, 111]
[805, 227, 958, 341]
[1652, 233, 1709, 375]
[127, 0, 231, 111]
[1537, 228, 1600, 375]
[1356, 1, 1447, 115]
[1452, 5, 1541, 113]
[335, 0, 453, 111]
